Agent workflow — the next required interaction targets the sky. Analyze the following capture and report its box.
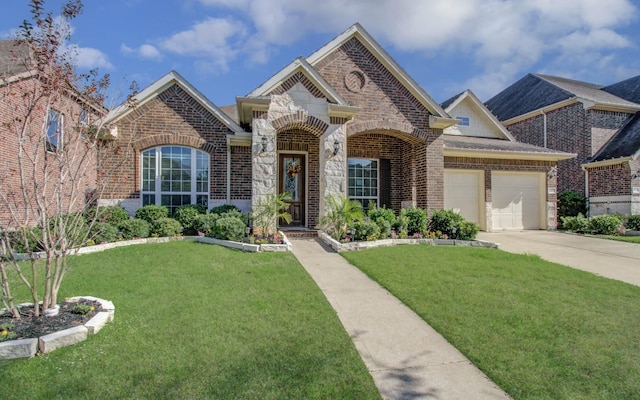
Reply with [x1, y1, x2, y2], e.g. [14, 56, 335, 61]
[2, 0, 640, 109]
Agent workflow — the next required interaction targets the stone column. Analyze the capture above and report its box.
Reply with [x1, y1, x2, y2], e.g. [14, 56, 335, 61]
[251, 118, 277, 233]
[319, 125, 347, 219]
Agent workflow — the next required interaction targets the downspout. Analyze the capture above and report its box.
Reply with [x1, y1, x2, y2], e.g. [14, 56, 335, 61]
[583, 166, 590, 217]
[226, 139, 231, 205]
[542, 110, 548, 148]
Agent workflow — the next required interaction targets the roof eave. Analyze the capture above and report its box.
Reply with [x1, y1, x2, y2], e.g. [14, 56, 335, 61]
[430, 115, 459, 129]
[582, 156, 635, 169]
[444, 148, 576, 161]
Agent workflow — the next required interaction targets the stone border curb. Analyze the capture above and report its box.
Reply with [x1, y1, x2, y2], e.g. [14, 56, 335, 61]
[318, 231, 498, 252]
[10, 233, 292, 260]
[0, 296, 115, 359]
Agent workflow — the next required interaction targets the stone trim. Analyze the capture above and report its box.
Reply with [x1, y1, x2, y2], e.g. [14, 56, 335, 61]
[272, 111, 329, 137]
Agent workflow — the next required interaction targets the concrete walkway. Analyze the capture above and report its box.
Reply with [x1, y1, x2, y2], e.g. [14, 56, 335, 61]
[290, 237, 510, 400]
[477, 231, 640, 287]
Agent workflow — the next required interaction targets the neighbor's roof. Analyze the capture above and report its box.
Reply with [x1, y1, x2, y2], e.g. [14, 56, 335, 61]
[485, 73, 640, 122]
[443, 135, 575, 161]
[587, 112, 640, 164]
[602, 75, 640, 104]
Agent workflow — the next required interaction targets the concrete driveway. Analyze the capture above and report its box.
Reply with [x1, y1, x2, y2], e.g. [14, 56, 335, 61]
[477, 231, 640, 287]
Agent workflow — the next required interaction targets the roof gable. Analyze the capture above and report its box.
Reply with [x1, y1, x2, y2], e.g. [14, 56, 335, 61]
[443, 90, 514, 140]
[603, 75, 640, 104]
[106, 70, 244, 133]
[485, 74, 573, 121]
[247, 57, 348, 105]
[589, 112, 640, 162]
[306, 23, 448, 119]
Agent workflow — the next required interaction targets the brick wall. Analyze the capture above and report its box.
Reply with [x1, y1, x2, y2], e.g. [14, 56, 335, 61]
[588, 163, 631, 197]
[0, 76, 98, 227]
[100, 84, 231, 205]
[230, 146, 252, 199]
[589, 110, 631, 155]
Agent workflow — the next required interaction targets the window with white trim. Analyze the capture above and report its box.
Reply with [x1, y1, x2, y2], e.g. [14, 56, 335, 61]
[348, 158, 378, 208]
[456, 116, 470, 127]
[46, 109, 63, 152]
[141, 146, 209, 214]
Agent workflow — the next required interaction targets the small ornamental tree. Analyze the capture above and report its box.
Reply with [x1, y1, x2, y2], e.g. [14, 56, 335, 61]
[0, 0, 136, 318]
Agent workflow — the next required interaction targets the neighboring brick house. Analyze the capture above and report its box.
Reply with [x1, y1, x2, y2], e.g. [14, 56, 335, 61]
[101, 24, 571, 231]
[485, 73, 640, 216]
[0, 40, 103, 228]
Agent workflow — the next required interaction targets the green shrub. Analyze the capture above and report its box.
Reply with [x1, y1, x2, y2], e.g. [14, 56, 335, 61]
[392, 215, 409, 238]
[368, 205, 395, 238]
[135, 205, 169, 224]
[174, 204, 206, 235]
[429, 209, 463, 237]
[626, 215, 640, 231]
[88, 206, 130, 225]
[212, 216, 246, 241]
[194, 213, 219, 236]
[118, 218, 150, 239]
[401, 207, 427, 236]
[151, 217, 182, 237]
[4, 227, 43, 253]
[89, 222, 118, 244]
[561, 214, 590, 233]
[588, 214, 624, 235]
[49, 213, 88, 246]
[558, 191, 587, 222]
[457, 220, 480, 240]
[210, 204, 240, 215]
[350, 220, 381, 241]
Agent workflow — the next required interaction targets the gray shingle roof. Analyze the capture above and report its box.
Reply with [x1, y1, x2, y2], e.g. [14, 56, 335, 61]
[602, 75, 640, 104]
[0, 40, 31, 77]
[485, 73, 639, 122]
[443, 135, 573, 156]
[440, 91, 465, 110]
[589, 113, 640, 162]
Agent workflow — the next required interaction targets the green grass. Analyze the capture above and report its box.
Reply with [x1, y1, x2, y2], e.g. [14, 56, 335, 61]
[597, 235, 640, 244]
[342, 245, 640, 400]
[1, 241, 380, 400]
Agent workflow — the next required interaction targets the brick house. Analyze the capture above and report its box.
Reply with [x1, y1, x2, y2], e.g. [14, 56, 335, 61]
[101, 24, 572, 231]
[0, 40, 103, 228]
[485, 73, 640, 216]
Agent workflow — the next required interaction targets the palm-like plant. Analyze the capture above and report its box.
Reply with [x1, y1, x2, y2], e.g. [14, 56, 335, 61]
[320, 195, 364, 240]
[251, 192, 292, 237]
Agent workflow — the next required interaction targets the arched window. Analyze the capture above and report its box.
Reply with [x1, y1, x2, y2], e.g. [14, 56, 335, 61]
[141, 146, 209, 214]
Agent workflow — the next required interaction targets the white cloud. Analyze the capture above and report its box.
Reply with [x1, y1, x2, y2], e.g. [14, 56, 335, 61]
[190, 0, 637, 97]
[121, 43, 163, 61]
[160, 17, 247, 72]
[66, 45, 114, 70]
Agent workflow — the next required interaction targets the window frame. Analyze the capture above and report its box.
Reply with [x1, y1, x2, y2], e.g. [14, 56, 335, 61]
[455, 116, 470, 127]
[45, 109, 63, 152]
[347, 157, 379, 208]
[140, 146, 210, 213]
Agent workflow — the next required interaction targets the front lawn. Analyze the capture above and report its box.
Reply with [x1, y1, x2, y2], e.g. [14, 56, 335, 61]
[1, 241, 380, 400]
[343, 246, 640, 400]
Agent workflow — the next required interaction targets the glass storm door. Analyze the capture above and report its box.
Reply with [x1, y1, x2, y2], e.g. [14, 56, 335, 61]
[279, 154, 305, 226]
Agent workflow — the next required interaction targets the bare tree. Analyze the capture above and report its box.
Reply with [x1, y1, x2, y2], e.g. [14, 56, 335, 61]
[0, 0, 134, 318]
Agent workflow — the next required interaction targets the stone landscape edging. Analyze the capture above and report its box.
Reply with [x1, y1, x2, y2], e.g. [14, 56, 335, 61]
[0, 296, 115, 360]
[318, 231, 498, 252]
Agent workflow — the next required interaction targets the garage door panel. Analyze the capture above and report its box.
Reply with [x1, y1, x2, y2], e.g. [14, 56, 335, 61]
[444, 170, 482, 228]
[492, 174, 541, 230]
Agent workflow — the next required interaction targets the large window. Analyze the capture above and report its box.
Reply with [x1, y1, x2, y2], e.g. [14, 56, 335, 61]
[348, 158, 378, 208]
[45, 109, 63, 152]
[141, 146, 209, 214]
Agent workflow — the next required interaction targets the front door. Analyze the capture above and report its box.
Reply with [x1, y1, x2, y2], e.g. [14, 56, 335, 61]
[279, 154, 305, 227]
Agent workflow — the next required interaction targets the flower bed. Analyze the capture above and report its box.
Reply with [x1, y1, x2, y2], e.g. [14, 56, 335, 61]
[319, 231, 497, 252]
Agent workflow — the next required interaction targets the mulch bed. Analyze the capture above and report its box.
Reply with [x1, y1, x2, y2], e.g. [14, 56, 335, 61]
[1, 300, 101, 340]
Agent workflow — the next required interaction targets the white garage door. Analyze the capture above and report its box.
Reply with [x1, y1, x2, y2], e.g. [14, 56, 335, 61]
[444, 170, 483, 229]
[491, 173, 543, 230]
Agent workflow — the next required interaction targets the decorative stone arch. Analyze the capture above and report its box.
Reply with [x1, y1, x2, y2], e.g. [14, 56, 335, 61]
[346, 119, 428, 145]
[271, 111, 329, 138]
[132, 134, 216, 153]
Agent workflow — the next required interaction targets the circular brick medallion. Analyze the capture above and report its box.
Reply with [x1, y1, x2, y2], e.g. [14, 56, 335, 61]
[344, 70, 366, 93]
